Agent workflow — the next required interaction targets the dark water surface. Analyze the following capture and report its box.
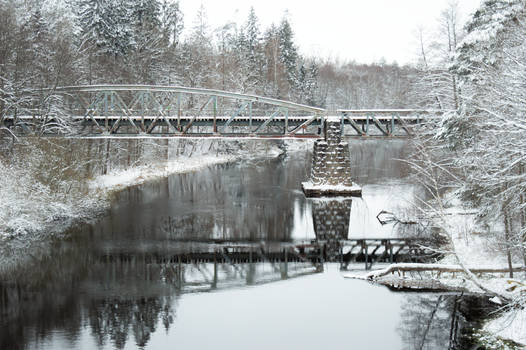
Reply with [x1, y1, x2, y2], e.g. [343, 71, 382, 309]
[0, 140, 491, 350]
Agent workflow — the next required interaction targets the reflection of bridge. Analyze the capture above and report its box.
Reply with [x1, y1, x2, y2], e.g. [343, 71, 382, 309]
[98, 248, 317, 294]
[2, 85, 446, 138]
[100, 238, 439, 273]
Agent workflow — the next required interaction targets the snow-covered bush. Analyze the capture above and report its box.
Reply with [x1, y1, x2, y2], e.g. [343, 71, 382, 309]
[0, 138, 103, 238]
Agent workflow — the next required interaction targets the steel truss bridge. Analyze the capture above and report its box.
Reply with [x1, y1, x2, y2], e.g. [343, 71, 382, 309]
[1, 85, 447, 138]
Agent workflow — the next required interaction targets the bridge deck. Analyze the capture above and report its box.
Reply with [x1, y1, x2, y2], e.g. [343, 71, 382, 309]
[4, 113, 437, 137]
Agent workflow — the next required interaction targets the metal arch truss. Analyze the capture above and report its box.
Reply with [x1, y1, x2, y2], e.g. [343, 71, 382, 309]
[57, 85, 326, 138]
[1, 85, 449, 138]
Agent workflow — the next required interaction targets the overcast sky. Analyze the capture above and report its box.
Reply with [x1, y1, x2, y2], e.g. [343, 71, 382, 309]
[178, 0, 482, 65]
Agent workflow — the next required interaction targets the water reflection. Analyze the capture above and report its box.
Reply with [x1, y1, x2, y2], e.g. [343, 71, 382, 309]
[103, 143, 420, 245]
[398, 294, 494, 350]
[0, 234, 317, 350]
[107, 155, 307, 243]
[88, 296, 175, 349]
[0, 140, 489, 350]
[0, 258, 493, 350]
[311, 199, 352, 260]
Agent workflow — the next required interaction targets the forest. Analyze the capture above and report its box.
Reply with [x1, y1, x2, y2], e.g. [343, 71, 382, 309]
[0, 0, 418, 118]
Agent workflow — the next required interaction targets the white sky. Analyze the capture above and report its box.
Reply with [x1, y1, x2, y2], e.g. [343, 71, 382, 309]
[178, 0, 482, 65]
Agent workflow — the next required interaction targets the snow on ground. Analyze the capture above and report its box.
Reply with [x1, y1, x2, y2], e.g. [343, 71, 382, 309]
[283, 139, 313, 153]
[92, 155, 235, 191]
[301, 181, 362, 192]
[0, 160, 103, 240]
[426, 196, 526, 348]
[484, 307, 526, 347]
[92, 144, 285, 192]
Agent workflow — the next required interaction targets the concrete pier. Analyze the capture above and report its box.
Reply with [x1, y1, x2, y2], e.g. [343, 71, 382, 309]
[302, 117, 362, 197]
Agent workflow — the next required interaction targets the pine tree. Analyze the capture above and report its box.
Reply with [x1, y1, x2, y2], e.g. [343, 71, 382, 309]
[191, 4, 210, 45]
[127, 0, 163, 82]
[303, 61, 323, 107]
[76, 0, 133, 57]
[239, 7, 264, 93]
[244, 7, 260, 59]
[130, 0, 161, 39]
[160, 0, 183, 48]
[278, 16, 299, 97]
[451, 0, 524, 81]
[158, 0, 184, 85]
[26, 8, 53, 88]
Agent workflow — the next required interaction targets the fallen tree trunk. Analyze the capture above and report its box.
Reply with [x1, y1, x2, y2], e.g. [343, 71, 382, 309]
[366, 263, 526, 280]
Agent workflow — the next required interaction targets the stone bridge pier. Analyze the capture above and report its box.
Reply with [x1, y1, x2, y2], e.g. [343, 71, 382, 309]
[302, 117, 362, 197]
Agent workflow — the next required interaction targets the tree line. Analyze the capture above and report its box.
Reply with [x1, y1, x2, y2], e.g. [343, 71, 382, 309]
[0, 0, 415, 127]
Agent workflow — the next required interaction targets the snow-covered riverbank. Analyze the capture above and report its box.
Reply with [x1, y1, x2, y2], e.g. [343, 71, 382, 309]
[0, 139, 288, 273]
[344, 193, 526, 348]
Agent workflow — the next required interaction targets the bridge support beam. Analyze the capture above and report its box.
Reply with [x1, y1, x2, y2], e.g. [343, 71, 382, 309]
[302, 117, 361, 197]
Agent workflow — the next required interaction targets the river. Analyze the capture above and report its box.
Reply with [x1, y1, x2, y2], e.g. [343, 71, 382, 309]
[0, 139, 492, 350]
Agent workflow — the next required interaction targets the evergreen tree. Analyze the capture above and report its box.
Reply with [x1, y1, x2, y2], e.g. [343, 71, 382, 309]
[239, 7, 264, 93]
[278, 16, 299, 97]
[26, 8, 53, 88]
[451, 0, 524, 81]
[130, 0, 160, 39]
[128, 0, 162, 82]
[244, 7, 260, 59]
[76, 0, 133, 57]
[300, 60, 323, 107]
[160, 0, 183, 48]
[191, 4, 210, 45]
[158, 0, 183, 85]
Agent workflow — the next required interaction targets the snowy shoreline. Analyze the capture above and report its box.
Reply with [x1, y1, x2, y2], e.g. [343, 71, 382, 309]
[90, 154, 237, 192]
[92, 141, 290, 193]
